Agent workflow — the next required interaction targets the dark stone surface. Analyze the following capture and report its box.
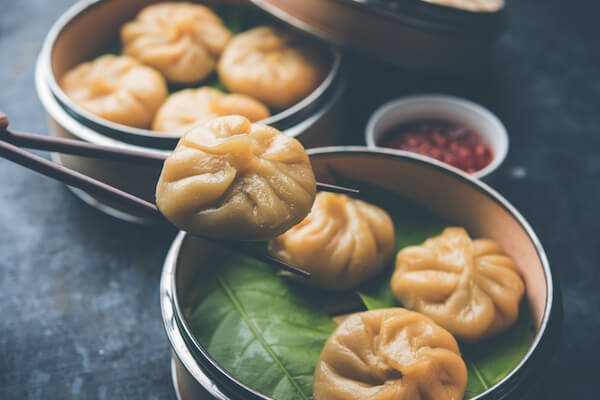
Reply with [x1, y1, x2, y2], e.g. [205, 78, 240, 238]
[0, 0, 597, 399]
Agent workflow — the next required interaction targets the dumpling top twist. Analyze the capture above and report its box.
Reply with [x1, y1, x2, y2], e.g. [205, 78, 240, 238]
[152, 87, 270, 136]
[268, 192, 395, 290]
[155, 115, 316, 240]
[218, 26, 325, 109]
[121, 2, 232, 84]
[391, 227, 525, 342]
[60, 55, 167, 129]
[314, 308, 467, 400]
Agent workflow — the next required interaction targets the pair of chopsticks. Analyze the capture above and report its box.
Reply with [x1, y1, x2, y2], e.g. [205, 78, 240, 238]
[0, 113, 358, 279]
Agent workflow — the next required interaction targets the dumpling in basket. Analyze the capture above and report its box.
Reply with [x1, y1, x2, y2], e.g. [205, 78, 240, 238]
[218, 26, 325, 109]
[60, 55, 167, 129]
[121, 2, 232, 84]
[314, 308, 467, 400]
[268, 192, 395, 290]
[152, 87, 270, 136]
[391, 227, 525, 342]
[155, 115, 316, 240]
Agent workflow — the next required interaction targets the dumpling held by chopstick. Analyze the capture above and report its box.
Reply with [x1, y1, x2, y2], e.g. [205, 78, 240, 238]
[155, 116, 316, 241]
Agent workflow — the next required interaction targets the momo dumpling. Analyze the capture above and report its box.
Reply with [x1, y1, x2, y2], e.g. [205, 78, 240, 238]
[60, 55, 167, 128]
[152, 87, 270, 136]
[121, 3, 232, 84]
[155, 115, 316, 240]
[218, 26, 325, 109]
[391, 227, 525, 342]
[268, 192, 395, 290]
[314, 308, 467, 400]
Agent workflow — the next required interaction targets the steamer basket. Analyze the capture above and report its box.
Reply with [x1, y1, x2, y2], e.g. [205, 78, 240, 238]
[36, 0, 345, 223]
[249, 0, 505, 72]
[160, 148, 562, 400]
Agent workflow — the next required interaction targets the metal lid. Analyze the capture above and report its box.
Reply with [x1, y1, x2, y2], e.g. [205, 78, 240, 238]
[249, 0, 505, 72]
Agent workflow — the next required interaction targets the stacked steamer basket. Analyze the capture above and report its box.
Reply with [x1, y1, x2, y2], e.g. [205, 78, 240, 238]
[36, 0, 344, 223]
[249, 0, 505, 72]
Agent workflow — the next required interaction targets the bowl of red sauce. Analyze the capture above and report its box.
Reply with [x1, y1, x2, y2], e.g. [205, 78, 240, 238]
[366, 95, 508, 180]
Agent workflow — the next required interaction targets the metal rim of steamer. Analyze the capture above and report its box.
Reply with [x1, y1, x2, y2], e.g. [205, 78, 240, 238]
[160, 147, 562, 400]
[39, 0, 344, 151]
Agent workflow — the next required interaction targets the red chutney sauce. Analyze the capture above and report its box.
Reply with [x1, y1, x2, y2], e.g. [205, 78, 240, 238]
[379, 120, 493, 173]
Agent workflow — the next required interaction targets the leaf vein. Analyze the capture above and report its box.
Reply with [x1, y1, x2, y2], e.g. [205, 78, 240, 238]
[469, 361, 489, 390]
[250, 316, 333, 334]
[217, 276, 309, 400]
[237, 337, 257, 359]
[206, 309, 235, 349]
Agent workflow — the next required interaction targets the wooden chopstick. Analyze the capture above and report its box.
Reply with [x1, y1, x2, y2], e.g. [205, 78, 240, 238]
[0, 120, 358, 195]
[0, 114, 310, 279]
[0, 138, 160, 216]
[3, 128, 166, 166]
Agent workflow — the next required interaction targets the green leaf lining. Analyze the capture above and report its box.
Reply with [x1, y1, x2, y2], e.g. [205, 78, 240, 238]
[188, 254, 336, 400]
[461, 303, 535, 398]
[357, 292, 391, 311]
[188, 175, 535, 399]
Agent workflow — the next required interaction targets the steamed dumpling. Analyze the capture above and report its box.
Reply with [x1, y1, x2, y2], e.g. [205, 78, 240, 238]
[314, 308, 467, 400]
[152, 87, 270, 136]
[218, 26, 325, 109]
[391, 227, 525, 342]
[60, 55, 167, 128]
[121, 2, 232, 84]
[268, 192, 395, 290]
[156, 115, 316, 240]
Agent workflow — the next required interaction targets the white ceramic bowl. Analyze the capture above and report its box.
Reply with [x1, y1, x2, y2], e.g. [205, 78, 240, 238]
[365, 94, 509, 180]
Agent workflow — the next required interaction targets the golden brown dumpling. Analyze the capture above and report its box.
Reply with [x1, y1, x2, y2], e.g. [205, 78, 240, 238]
[218, 26, 324, 109]
[152, 87, 270, 136]
[314, 308, 467, 400]
[268, 192, 395, 290]
[391, 227, 525, 342]
[156, 115, 316, 240]
[60, 55, 167, 129]
[121, 3, 232, 84]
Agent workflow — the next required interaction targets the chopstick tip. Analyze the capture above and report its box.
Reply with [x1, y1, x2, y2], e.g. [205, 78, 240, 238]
[290, 266, 311, 279]
[316, 182, 360, 195]
[265, 254, 311, 279]
[0, 112, 8, 132]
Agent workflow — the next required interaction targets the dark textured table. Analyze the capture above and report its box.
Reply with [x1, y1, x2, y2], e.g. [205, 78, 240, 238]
[0, 0, 597, 399]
